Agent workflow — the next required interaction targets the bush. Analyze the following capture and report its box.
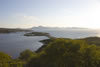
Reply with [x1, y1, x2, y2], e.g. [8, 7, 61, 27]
[27, 39, 100, 67]
[19, 49, 36, 62]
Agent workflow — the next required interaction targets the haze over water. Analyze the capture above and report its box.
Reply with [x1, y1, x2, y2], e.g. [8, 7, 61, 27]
[33, 28, 100, 39]
[0, 28, 100, 58]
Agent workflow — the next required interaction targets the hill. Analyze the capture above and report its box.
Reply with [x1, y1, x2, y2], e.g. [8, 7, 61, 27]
[0, 28, 31, 33]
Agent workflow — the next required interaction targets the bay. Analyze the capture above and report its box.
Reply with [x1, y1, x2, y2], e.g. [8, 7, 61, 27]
[0, 32, 48, 58]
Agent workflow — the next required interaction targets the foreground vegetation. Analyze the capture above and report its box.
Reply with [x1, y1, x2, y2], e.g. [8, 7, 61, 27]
[1, 38, 100, 67]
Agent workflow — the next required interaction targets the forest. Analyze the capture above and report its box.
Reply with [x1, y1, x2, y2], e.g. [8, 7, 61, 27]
[0, 38, 100, 67]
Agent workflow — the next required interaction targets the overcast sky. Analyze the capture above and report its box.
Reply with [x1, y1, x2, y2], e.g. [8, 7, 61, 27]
[0, 0, 100, 28]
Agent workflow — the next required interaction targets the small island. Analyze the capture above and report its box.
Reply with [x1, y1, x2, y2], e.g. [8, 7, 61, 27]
[24, 32, 54, 38]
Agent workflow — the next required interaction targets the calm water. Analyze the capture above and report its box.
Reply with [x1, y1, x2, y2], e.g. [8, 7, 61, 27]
[0, 29, 100, 58]
[0, 32, 48, 58]
[33, 29, 100, 39]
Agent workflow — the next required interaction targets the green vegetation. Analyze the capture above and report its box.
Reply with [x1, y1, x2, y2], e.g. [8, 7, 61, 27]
[27, 39, 100, 67]
[0, 52, 11, 67]
[1, 38, 100, 67]
[24, 32, 54, 38]
[24, 32, 49, 36]
[19, 49, 36, 62]
[79, 37, 100, 46]
[0, 52, 11, 61]
[0, 52, 25, 67]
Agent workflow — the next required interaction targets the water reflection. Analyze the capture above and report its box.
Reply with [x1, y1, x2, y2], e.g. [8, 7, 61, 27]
[0, 32, 48, 58]
[33, 29, 100, 39]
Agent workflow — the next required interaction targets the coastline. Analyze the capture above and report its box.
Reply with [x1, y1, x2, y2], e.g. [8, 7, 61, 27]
[37, 36, 100, 53]
[0, 28, 31, 34]
[0, 29, 100, 57]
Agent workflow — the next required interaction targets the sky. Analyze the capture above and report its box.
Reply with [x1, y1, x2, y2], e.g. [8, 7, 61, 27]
[0, 0, 100, 29]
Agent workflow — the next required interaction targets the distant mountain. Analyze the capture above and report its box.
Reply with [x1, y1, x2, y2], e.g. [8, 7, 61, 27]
[32, 26, 89, 30]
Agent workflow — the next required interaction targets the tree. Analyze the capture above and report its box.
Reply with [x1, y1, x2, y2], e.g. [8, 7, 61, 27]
[0, 52, 11, 61]
[0, 52, 11, 67]
[19, 49, 36, 61]
[27, 38, 100, 67]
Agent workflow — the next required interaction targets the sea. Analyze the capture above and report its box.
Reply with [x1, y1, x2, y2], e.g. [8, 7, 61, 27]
[33, 28, 100, 39]
[0, 29, 100, 58]
[0, 32, 48, 58]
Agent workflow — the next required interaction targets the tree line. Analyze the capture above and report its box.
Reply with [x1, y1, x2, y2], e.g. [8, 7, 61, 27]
[0, 38, 100, 67]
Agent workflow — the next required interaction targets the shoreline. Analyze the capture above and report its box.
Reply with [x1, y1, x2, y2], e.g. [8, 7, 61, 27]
[0, 30, 100, 57]
[24, 31, 55, 39]
[37, 36, 100, 53]
[0, 28, 31, 34]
